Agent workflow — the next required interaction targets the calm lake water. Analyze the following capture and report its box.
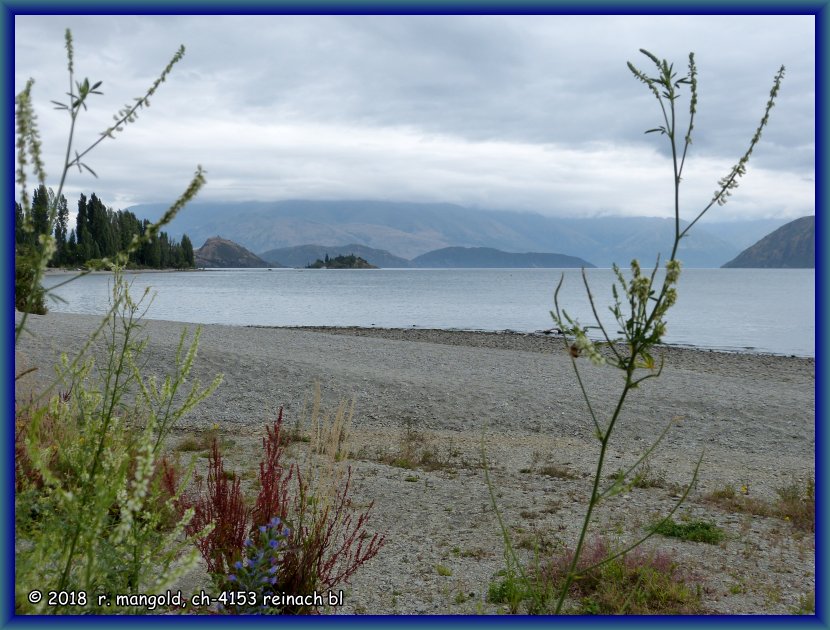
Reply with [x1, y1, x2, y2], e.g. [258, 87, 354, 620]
[42, 268, 815, 357]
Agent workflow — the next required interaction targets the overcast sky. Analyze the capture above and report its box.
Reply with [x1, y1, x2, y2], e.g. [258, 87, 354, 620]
[14, 14, 814, 222]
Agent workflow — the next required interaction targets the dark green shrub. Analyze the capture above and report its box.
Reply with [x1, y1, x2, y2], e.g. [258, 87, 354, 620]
[15, 250, 47, 314]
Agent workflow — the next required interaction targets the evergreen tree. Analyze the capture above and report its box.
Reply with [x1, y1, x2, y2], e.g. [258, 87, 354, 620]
[76, 193, 89, 257]
[87, 193, 115, 258]
[67, 229, 77, 265]
[54, 194, 69, 265]
[15, 202, 25, 247]
[31, 184, 50, 240]
[159, 232, 170, 268]
[109, 211, 121, 258]
[181, 234, 194, 267]
[116, 210, 140, 264]
[139, 219, 161, 268]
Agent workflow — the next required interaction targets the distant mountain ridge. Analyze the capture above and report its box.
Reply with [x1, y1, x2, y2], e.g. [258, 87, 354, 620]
[260, 243, 593, 268]
[410, 247, 593, 268]
[195, 236, 274, 268]
[722, 216, 814, 269]
[129, 199, 793, 268]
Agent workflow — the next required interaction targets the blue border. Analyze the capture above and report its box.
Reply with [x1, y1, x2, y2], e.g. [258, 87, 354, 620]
[817, 0, 827, 625]
[0, 0, 826, 12]
[3, 0, 12, 625]
[4, 2, 826, 629]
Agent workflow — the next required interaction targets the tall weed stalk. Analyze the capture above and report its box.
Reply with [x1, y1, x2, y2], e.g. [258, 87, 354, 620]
[487, 49, 785, 614]
[14, 28, 204, 337]
[15, 29, 218, 613]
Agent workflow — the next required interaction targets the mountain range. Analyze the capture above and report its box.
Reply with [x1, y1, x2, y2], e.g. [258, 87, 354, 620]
[722, 216, 815, 268]
[129, 199, 795, 268]
[259, 243, 593, 268]
[409, 247, 593, 268]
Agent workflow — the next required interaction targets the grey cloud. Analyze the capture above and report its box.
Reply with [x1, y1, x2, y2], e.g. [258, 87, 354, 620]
[14, 14, 814, 219]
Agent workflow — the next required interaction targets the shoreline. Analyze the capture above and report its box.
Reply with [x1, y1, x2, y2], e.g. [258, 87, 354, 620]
[263, 324, 815, 360]
[21, 305, 817, 360]
[42, 268, 205, 275]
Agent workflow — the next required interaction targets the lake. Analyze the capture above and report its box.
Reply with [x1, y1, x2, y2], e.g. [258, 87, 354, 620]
[42, 267, 815, 357]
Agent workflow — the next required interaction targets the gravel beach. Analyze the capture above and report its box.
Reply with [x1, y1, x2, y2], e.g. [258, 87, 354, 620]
[15, 311, 816, 615]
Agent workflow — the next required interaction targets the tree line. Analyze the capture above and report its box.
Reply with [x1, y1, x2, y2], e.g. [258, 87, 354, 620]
[15, 185, 195, 269]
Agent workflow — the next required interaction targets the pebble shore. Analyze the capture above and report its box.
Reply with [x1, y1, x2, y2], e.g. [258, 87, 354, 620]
[15, 311, 815, 615]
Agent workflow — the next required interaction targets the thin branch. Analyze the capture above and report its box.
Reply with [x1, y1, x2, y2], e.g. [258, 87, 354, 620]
[679, 65, 785, 242]
[676, 52, 698, 181]
[572, 451, 704, 577]
[598, 413, 675, 500]
[581, 268, 622, 364]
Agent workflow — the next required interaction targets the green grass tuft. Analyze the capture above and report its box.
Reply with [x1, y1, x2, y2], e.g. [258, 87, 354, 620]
[653, 518, 724, 544]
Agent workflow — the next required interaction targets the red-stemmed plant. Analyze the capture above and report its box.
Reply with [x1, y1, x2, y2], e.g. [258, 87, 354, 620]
[186, 408, 385, 614]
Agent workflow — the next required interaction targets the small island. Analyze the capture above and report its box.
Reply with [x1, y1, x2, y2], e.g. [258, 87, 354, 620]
[306, 254, 377, 269]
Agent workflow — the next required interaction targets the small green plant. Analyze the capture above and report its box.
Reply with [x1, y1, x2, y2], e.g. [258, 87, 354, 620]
[514, 527, 558, 554]
[630, 460, 666, 489]
[704, 477, 815, 532]
[791, 590, 815, 615]
[703, 484, 775, 517]
[457, 547, 489, 560]
[175, 424, 224, 453]
[729, 580, 747, 595]
[177, 435, 213, 453]
[379, 418, 458, 473]
[487, 570, 528, 614]
[653, 518, 725, 544]
[485, 48, 784, 615]
[775, 476, 815, 533]
[436, 564, 453, 577]
[538, 463, 578, 480]
[538, 538, 702, 615]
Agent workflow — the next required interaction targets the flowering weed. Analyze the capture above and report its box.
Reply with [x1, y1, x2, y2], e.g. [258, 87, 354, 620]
[486, 48, 785, 615]
[188, 407, 385, 614]
[217, 518, 292, 614]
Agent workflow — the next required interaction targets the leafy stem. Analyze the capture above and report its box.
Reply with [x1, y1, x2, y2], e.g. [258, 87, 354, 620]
[487, 48, 785, 614]
[546, 49, 784, 614]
